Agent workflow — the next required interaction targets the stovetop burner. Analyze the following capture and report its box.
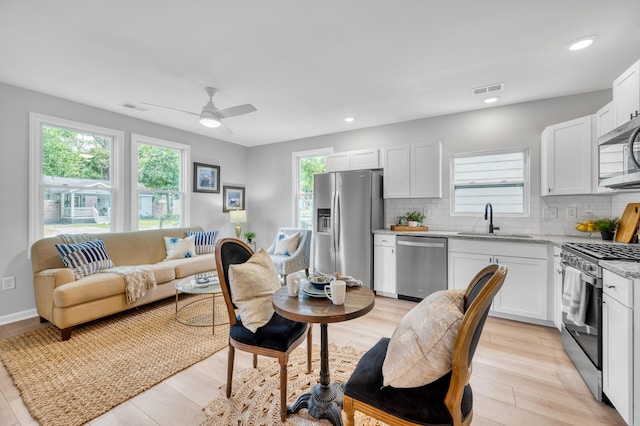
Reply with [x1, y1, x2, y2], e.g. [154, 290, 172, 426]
[564, 242, 640, 261]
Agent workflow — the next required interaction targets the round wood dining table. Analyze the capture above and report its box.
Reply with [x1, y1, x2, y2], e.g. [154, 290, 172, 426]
[272, 284, 375, 426]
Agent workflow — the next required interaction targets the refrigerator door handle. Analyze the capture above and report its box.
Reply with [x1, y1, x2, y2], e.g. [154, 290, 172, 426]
[334, 190, 341, 252]
[331, 190, 337, 252]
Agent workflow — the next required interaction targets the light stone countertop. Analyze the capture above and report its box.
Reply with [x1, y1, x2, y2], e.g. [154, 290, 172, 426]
[373, 228, 640, 279]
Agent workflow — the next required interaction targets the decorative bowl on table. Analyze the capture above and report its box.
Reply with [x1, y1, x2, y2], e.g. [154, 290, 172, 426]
[308, 275, 332, 290]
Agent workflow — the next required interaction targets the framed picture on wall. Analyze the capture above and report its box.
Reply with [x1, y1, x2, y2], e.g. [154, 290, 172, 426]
[193, 162, 220, 193]
[223, 185, 245, 212]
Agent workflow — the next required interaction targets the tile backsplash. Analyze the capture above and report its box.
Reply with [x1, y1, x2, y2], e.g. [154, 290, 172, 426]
[385, 192, 640, 236]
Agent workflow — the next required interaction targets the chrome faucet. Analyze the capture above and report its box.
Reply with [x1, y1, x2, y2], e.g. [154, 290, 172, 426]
[484, 203, 500, 234]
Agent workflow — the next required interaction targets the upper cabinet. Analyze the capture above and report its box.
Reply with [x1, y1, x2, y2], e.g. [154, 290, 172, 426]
[541, 115, 593, 196]
[595, 101, 615, 138]
[325, 148, 379, 172]
[613, 59, 640, 127]
[383, 141, 442, 199]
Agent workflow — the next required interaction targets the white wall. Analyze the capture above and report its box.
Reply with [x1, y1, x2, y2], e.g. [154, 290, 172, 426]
[0, 82, 248, 321]
[247, 90, 620, 246]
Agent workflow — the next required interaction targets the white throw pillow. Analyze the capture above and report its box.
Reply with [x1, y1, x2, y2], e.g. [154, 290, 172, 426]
[274, 232, 301, 256]
[163, 236, 197, 260]
[382, 289, 465, 388]
[228, 248, 281, 333]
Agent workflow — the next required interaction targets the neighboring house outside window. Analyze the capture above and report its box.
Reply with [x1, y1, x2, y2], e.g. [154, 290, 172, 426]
[451, 148, 529, 216]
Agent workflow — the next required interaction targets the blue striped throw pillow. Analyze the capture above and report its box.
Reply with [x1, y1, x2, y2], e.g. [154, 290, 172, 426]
[54, 239, 114, 279]
[187, 230, 218, 254]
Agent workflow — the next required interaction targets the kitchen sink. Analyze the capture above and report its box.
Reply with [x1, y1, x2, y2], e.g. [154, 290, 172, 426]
[456, 232, 533, 239]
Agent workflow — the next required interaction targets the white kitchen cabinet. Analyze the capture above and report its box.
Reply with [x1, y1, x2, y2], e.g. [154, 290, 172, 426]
[411, 141, 442, 198]
[325, 152, 350, 172]
[448, 239, 548, 322]
[384, 141, 441, 198]
[603, 269, 633, 425]
[613, 59, 640, 127]
[326, 148, 379, 172]
[541, 115, 593, 196]
[596, 101, 615, 137]
[552, 246, 563, 331]
[373, 234, 396, 297]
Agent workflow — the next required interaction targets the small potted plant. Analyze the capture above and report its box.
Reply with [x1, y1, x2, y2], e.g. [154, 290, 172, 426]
[594, 217, 619, 241]
[405, 211, 425, 227]
[243, 231, 256, 243]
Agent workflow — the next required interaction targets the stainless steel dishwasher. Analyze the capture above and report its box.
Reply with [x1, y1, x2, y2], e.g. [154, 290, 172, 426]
[396, 235, 447, 301]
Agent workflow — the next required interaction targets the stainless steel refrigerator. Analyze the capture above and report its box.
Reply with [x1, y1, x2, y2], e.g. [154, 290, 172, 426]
[313, 169, 383, 289]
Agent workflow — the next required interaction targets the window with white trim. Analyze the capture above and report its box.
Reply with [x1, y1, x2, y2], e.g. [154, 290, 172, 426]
[451, 148, 529, 215]
[292, 148, 332, 230]
[131, 134, 190, 230]
[29, 114, 124, 247]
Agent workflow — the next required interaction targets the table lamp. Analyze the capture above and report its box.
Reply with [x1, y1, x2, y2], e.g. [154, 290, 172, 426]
[229, 210, 246, 239]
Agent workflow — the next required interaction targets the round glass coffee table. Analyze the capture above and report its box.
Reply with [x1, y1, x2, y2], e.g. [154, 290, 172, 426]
[174, 271, 227, 334]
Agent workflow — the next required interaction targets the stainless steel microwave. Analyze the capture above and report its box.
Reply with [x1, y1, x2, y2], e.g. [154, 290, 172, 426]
[599, 114, 640, 188]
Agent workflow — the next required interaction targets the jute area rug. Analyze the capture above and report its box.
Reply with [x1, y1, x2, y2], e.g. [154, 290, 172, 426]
[203, 343, 388, 426]
[0, 294, 229, 426]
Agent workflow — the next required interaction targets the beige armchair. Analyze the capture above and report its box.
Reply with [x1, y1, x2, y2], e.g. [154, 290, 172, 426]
[266, 228, 311, 280]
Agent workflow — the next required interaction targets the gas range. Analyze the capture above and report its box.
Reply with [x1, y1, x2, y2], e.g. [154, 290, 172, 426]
[563, 242, 640, 261]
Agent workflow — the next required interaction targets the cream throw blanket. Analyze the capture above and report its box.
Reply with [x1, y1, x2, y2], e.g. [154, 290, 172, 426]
[104, 266, 157, 304]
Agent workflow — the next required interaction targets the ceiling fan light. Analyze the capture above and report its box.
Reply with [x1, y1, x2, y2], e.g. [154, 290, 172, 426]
[199, 111, 221, 128]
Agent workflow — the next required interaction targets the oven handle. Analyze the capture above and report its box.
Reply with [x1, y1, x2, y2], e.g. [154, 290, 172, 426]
[560, 263, 601, 287]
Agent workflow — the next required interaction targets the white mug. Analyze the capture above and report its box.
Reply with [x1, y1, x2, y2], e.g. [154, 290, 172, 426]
[286, 275, 300, 297]
[324, 280, 346, 305]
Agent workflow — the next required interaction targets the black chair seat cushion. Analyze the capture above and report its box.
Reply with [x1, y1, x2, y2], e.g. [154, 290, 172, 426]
[230, 312, 307, 352]
[343, 337, 472, 425]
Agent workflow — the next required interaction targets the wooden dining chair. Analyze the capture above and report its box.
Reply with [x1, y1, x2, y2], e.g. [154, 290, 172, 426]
[343, 264, 508, 426]
[214, 238, 312, 422]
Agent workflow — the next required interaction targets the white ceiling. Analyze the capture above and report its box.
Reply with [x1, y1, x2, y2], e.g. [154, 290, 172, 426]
[2, 1, 640, 147]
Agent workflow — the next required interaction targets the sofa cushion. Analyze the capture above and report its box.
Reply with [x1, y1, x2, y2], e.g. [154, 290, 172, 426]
[54, 239, 115, 279]
[51, 263, 177, 308]
[186, 230, 218, 255]
[274, 231, 300, 256]
[164, 236, 197, 260]
[382, 289, 465, 388]
[167, 254, 216, 278]
[228, 248, 281, 333]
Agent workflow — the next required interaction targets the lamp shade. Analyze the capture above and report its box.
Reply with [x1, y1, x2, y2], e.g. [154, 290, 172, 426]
[229, 210, 246, 223]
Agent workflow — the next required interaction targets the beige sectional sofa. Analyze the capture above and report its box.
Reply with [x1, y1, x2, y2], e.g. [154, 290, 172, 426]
[30, 226, 216, 340]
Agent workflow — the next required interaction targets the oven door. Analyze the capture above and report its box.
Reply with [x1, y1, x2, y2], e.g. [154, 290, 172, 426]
[561, 265, 602, 368]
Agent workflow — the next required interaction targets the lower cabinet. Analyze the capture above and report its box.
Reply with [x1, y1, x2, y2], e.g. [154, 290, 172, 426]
[448, 239, 548, 322]
[373, 234, 396, 296]
[602, 269, 633, 425]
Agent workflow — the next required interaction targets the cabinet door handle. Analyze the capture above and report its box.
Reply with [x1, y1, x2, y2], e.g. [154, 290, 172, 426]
[605, 284, 615, 289]
[548, 187, 552, 193]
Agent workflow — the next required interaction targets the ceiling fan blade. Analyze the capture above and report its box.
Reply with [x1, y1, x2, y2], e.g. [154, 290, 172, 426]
[139, 102, 199, 117]
[215, 122, 234, 135]
[218, 104, 257, 119]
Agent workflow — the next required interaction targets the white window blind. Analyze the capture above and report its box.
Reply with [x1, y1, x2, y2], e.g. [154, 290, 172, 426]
[452, 149, 528, 214]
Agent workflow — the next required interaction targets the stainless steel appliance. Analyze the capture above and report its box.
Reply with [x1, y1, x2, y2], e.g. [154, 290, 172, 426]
[396, 235, 447, 301]
[560, 242, 640, 401]
[313, 170, 383, 288]
[599, 114, 640, 188]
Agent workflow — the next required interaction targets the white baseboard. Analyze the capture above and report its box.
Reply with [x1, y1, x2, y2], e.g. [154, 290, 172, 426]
[0, 308, 38, 326]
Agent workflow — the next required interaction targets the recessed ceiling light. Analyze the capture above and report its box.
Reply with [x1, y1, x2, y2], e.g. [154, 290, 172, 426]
[568, 35, 597, 51]
[483, 97, 499, 104]
[344, 117, 355, 123]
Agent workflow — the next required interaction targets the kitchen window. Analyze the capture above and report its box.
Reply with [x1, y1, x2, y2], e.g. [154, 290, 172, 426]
[450, 148, 529, 216]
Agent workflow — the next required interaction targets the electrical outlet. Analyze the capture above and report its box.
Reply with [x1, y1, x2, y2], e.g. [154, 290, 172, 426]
[566, 207, 577, 219]
[2, 276, 16, 290]
[423, 208, 430, 218]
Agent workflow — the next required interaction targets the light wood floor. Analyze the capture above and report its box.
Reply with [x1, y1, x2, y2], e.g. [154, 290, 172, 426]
[0, 296, 626, 425]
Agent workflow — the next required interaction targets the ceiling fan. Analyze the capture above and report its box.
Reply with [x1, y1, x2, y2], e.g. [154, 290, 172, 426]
[140, 87, 257, 133]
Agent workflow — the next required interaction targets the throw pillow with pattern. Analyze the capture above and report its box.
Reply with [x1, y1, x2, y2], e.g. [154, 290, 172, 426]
[274, 231, 301, 256]
[55, 239, 115, 279]
[186, 230, 218, 254]
[163, 236, 197, 260]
